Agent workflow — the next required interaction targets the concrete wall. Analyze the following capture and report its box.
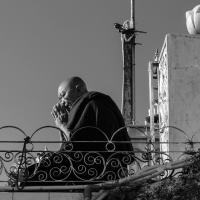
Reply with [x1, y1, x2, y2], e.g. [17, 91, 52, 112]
[127, 125, 148, 152]
[159, 34, 200, 159]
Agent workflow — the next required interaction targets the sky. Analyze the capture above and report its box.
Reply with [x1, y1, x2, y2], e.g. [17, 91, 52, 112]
[0, 0, 199, 140]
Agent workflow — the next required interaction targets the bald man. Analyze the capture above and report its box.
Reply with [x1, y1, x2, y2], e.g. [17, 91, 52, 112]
[51, 76, 88, 140]
[51, 76, 133, 152]
[17, 77, 134, 186]
[14, 77, 133, 186]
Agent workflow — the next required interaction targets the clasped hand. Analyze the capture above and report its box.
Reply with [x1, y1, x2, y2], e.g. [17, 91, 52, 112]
[51, 101, 69, 128]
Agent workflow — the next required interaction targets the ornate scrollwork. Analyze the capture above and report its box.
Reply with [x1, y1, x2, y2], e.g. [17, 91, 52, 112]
[0, 125, 196, 188]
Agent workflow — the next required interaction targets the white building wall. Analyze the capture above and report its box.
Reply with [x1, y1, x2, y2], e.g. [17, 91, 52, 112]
[159, 34, 200, 159]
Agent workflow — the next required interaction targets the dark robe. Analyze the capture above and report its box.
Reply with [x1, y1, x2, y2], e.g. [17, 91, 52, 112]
[65, 91, 133, 151]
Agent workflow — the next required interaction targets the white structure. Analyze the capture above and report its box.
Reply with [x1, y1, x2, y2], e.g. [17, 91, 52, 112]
[158, 33, 200, 159]
[186, 5, 200, 34]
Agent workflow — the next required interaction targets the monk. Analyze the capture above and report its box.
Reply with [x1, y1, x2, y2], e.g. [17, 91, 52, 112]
[51, 76, 133, 152]
[15, 77, 133, 186]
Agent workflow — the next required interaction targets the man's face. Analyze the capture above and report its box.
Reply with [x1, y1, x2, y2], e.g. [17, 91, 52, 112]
[58, 82, 78, 106]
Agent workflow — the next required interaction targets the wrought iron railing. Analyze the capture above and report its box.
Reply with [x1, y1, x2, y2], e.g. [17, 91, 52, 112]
[0, 125, 197, 191]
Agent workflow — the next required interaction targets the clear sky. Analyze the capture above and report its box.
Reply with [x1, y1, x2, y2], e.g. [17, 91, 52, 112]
[0, 0, 199, 138]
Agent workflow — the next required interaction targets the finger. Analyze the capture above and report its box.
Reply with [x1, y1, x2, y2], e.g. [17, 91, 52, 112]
[60, 105, 67, 115]
[51, 111, 57, 119]
[56, 101, 62, 109]
[52, 105, 58, 113]
[58, 115, 62, 121]
[56, 103, 63, 114]
[51, 108, 59, 118]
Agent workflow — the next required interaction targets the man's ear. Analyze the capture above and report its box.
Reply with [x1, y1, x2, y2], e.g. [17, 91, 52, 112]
[75, 84, 81, 92]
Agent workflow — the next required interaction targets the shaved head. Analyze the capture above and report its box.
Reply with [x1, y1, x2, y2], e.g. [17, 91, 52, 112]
[66, 77, 87, 91]
[58, 76, 88, 105]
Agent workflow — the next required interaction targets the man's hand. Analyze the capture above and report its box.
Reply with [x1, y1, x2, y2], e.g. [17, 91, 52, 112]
[51, 101, 69, 128]
[51, 101, 70, 140]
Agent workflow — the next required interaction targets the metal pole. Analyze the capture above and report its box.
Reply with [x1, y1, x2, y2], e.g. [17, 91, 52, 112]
[121, 0, 136, 125]
[131, 0, 136, 124]
[115, 0, 143, 125]
[131, 0, 135, 28]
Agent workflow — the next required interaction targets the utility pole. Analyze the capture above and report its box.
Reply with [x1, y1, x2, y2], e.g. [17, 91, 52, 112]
[115, 0, 146, 126]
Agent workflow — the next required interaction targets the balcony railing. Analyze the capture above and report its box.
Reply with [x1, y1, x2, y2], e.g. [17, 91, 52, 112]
[0, 125, 197, 193]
